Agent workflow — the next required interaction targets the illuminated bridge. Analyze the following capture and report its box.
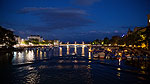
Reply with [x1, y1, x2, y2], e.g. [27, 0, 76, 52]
[59, 41, 91, 47]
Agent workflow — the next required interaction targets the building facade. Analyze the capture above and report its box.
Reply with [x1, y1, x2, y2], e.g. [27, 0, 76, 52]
[14, 35, 21, 44]
[127, 28, 133, 36]
[54, 40, 59, 46]
[148, 14, 150, 26]
[27, 35, 43, 42]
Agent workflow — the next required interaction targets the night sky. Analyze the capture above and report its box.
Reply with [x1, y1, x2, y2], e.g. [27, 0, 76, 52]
[0, 0, 150, 42]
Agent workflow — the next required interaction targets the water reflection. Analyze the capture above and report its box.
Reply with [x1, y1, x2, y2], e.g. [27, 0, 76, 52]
[67, 45, 69, 55]
[117, 68, 121, 71]
[74, 45, 77, 54]
[1, 47, 150, 84]
[117, 72, 121, 79]
[36, 49, 38, 57]
[44, 52, 46, 57]
[10, 46, 90, 65]
[59, 47, 62, 56]
[57, 46, 87, 56]
[12, 48, 52, 65]
[0, 52, 13, 66]
[118, 58, 121, 65]
[5, 46, 150, 75]
[24, 71, 40, 84]
[12, 50, 34, 65]
[40, 51, 42, 59]
[82, 46, 85, 56]
[53, 47, 59, 56]
[125, 59, 150, 75]
[88, 52, 91, 60]
[26, 50, 34, 61]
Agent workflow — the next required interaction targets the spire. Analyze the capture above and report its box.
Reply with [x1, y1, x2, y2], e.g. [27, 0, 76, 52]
[127, 28, 132, 35]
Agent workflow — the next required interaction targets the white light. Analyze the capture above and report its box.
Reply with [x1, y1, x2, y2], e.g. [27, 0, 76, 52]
[149, 19, 150, 23]
[122, 34, 125, 37]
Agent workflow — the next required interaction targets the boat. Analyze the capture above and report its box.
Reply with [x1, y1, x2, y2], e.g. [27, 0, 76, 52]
[126, 56, 132, 59]
[71, 52, 76, 56]
[93, 52, 105, 58]
[93, 54, 99, 58]
[105, 55, 110, 59]
[98, 52, 105, 59]
[116, 55, 121, 59]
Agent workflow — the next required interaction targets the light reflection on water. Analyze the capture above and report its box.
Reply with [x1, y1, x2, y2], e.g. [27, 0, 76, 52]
[12, 50, 35, 65]
[1, 47, 150, 84]
[11, 47, 89, 65]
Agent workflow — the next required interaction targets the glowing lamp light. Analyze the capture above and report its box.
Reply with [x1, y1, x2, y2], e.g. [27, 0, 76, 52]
[89, 48, 92, 52]
[134, 45, 136, 47]
[129, 45, 132, 47]
[141, 43, 146, 48]
[117, 68, 121, 71]
[140, 35, 146, 40]
[122, 34, 125, 37]
[119, 53, 122, 56]
[107, 48, 111, 52]
[124, 50, 127, 52]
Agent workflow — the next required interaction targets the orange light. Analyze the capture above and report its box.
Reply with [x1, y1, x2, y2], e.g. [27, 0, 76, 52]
[119, 53, 122, 56]
[107, 48, 111, 52]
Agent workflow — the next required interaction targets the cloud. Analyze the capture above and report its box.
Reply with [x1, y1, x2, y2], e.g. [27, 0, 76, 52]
[18, 7, 94, 32]
[114, 30, 118, 33]
[74, 0, 101, 6]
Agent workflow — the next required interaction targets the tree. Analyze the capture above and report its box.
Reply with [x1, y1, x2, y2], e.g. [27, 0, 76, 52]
[118, 38, 125, 45]
[103, 37, 109, 44]
[39, 40, 49, 45]
[120, 31, 142, 46]
[110, 36, 121, 45]
[92, 39, 100, 45]
[31, 40, 39, 44]
[141, 26, 150, 49]
[23, 40, 29, 45]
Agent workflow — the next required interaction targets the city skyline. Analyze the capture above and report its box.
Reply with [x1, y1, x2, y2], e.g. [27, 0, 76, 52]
[0, 0, 150, 42]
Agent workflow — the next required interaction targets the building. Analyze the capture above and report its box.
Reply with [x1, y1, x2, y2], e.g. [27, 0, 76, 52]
[14, 35, 21, 44]
[0, 26, 16, 48]
[127, 28, 133, 36]
[133, 27, 146, 32]
[54, 40, 59, 46]
[131, 14, 150, 33]
[148, 14, 150, 27]
[27, 35, 43, 42]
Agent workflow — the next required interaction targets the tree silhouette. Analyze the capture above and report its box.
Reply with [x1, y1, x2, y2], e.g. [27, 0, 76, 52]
[104, 37, 109, 44]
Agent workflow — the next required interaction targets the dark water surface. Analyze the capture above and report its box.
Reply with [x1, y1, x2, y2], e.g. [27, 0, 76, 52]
[0, 47, 150, 84]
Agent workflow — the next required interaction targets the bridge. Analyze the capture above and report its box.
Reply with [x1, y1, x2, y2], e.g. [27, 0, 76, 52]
[59, 41, 91, 47]
[15, 41, 121, 50]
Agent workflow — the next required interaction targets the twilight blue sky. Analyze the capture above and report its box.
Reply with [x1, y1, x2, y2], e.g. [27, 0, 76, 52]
[0, 0, 150, 42]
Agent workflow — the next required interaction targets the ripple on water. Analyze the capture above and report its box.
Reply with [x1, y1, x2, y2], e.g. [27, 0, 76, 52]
[1, 48, 150, 84]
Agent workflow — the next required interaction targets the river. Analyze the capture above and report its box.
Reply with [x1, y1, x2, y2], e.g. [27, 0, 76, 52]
[0, 46, 150, 84]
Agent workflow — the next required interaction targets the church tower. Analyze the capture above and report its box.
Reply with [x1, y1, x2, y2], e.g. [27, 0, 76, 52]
[127, 28, 132, 36]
